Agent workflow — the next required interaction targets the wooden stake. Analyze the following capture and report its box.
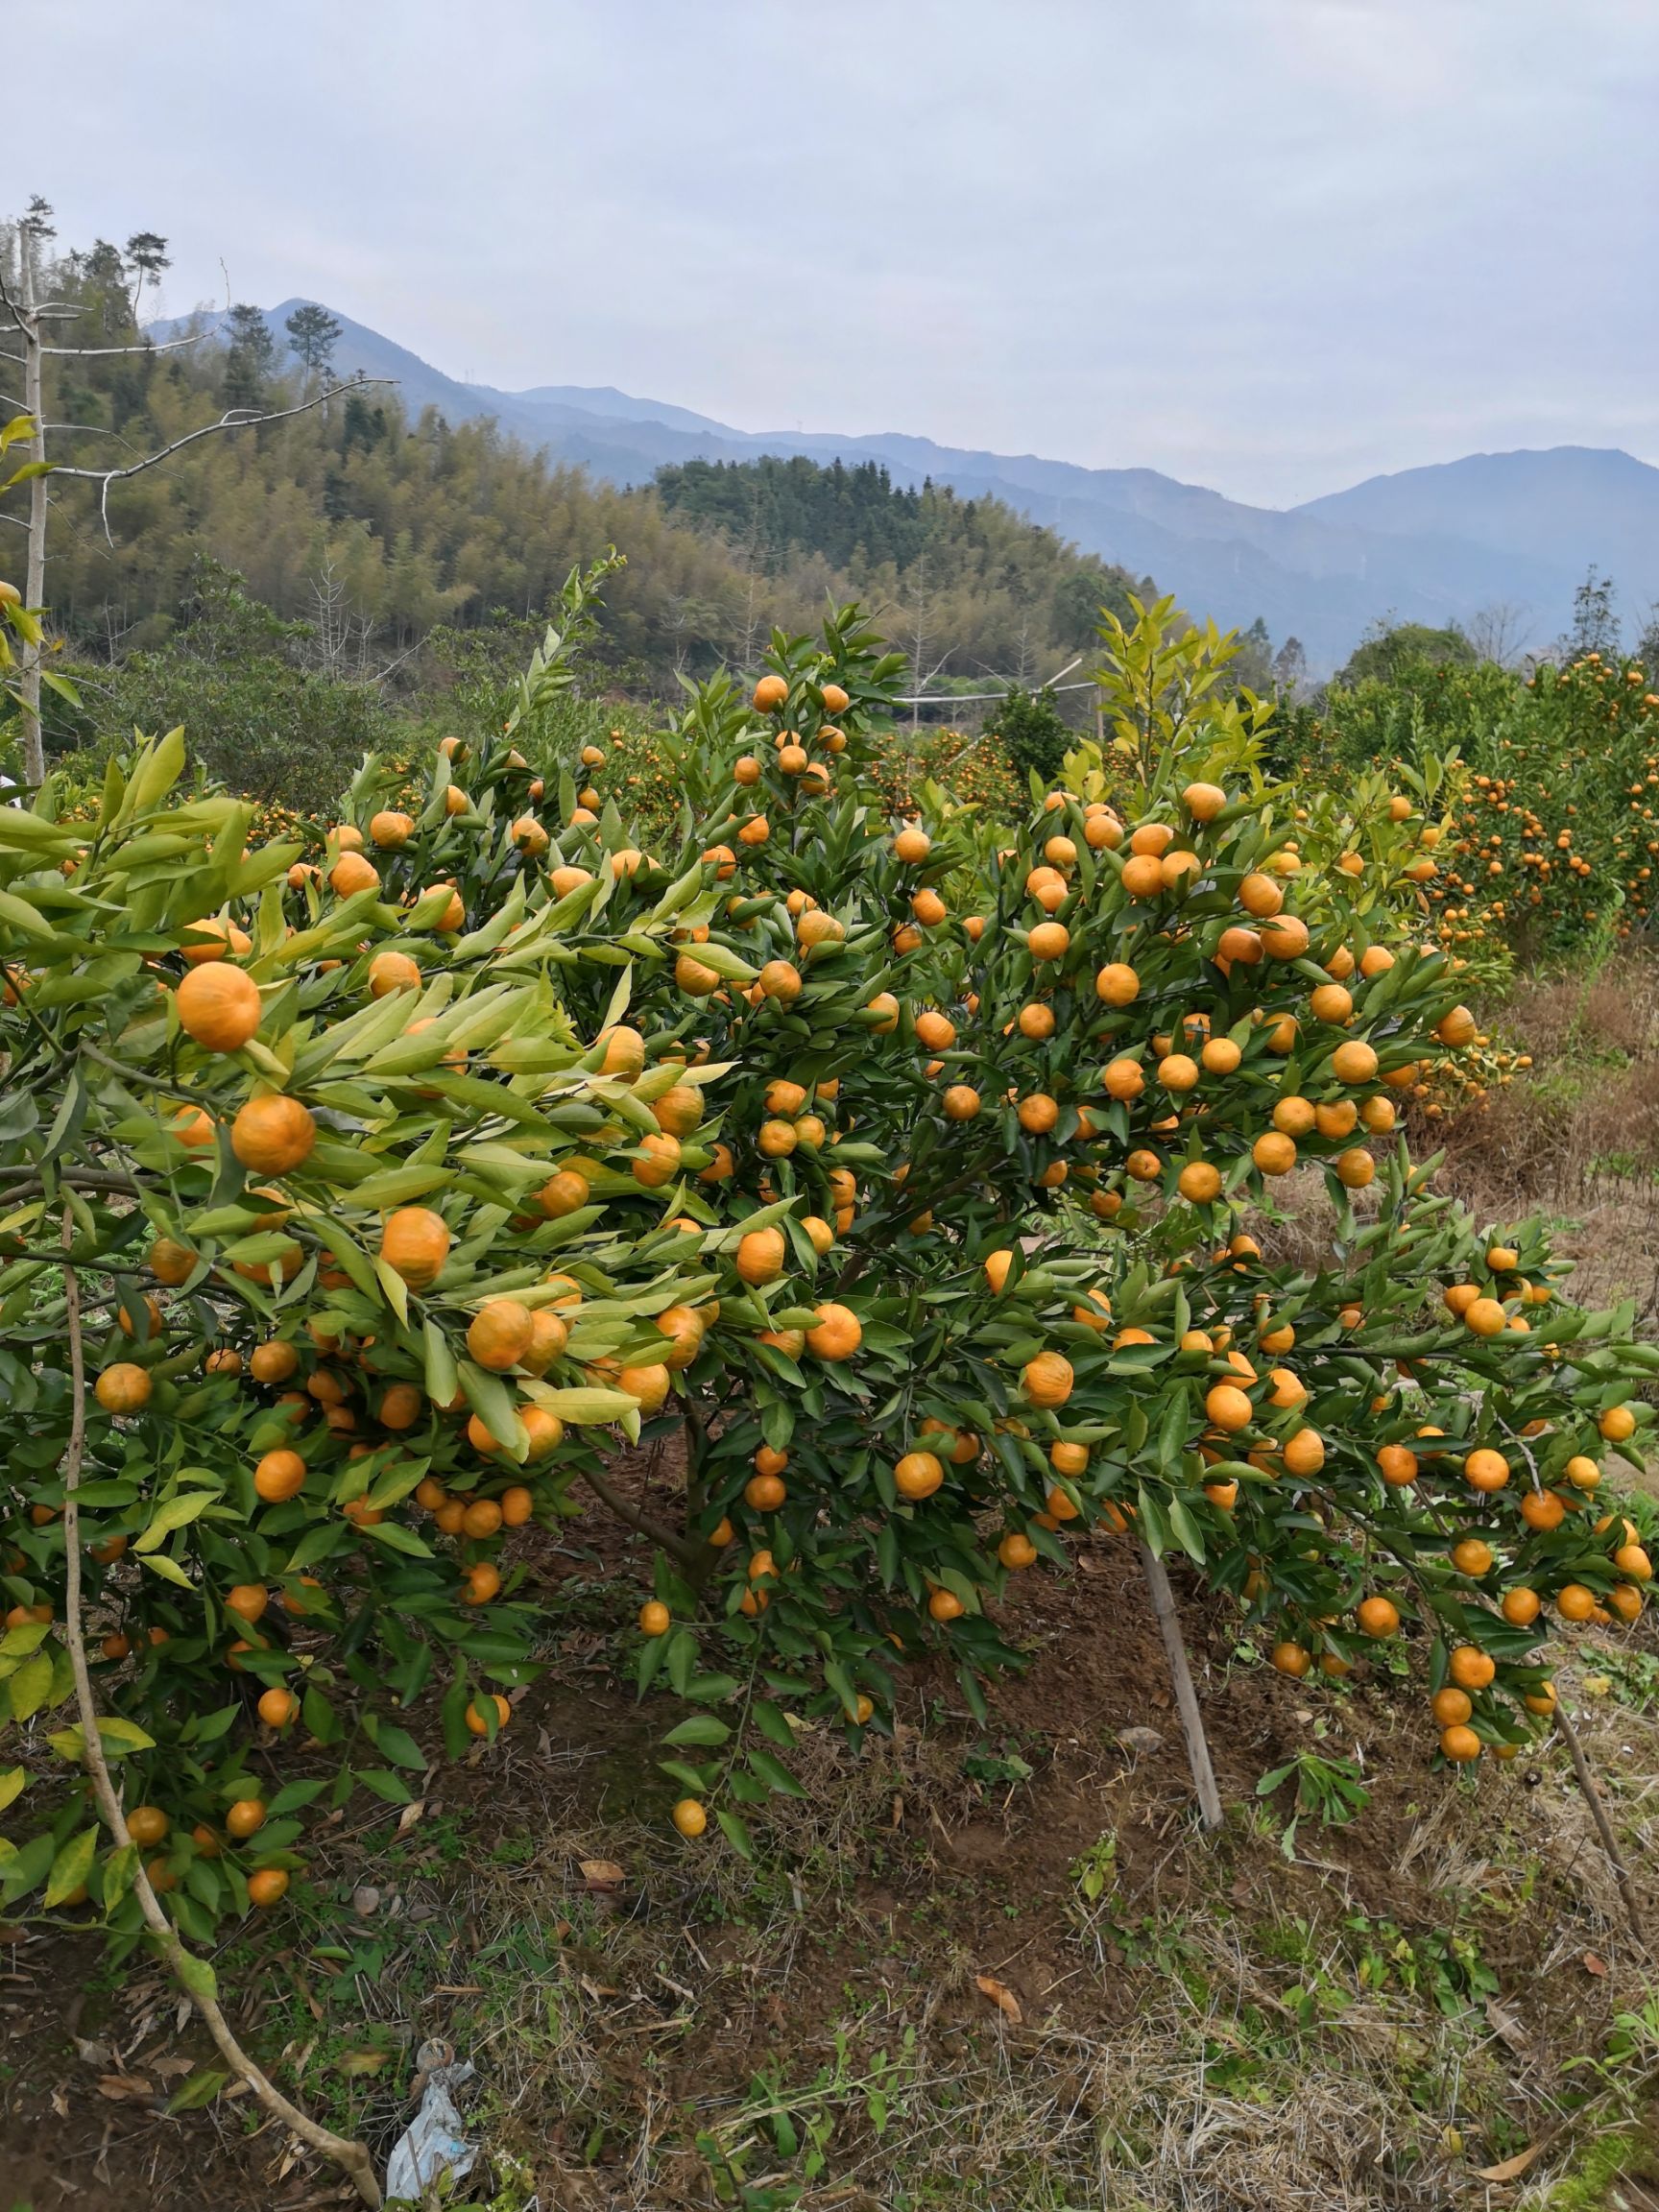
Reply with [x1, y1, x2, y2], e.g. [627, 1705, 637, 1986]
[1138, 1540, 1224, 1833]
[59, 1218, 383, 2206]
[1554, 1696, 1647, 1955]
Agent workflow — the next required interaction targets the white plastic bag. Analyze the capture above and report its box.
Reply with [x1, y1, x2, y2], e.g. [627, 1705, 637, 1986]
[385, 2043, 478, 2203]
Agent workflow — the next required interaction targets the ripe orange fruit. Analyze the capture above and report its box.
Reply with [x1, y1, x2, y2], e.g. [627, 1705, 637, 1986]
[328, 851, 381, 898]
[1282, 1429, 1325, 1476]
[736, 1226, 787, 1285]
[180, 915, 247, 964]
[1095, 962, 1140, 1005]
[1448, 1646, 1496, 1691]
[250, 1339, 300, 1384]
[1462, 1448, 1509, 1493]
[754, 674, 789, 712]
[176, 961, 261, 1052]
[467, 1299, 535, 1372]
[1431, 1686, 1473, 1726]
[745, 1472, 786, 1510]
[928, 1588, 967, 1623]
[247, 1867, 290, 1908]
[1271, 1642, 1310, 1677]
[1178, 1160, 1222, 1204]
[369, 950, 422, 998]
[1451, 1539, 1493, 1576]
[253, 1449, 306, 1503]
[1252, 1131, 1296, 1176]
[463, 1561, 502, 1606]
[894, 1451, 944, 1501]
[369, 808, 414, 848]
[126, 1805, 169, 1848]
[1502, 1587, 1542, 1626]
[466, 1693, 513, 1738]
[672, 1798, 709, 1838]
[1464, 1298, 1507, 1337]
[257, 1687, 298, 1728]
[1027, 921, 1070, 960]
[380, 1206, 451, 1288]
[1330, 1040, 1378, 1085]
[1357, 1596, 1400, 1637]
[1238, 872, 1284, 918]
[639, 1599, 671, 1637]
[1022, 1351, 1074, 1407]
[998, 1531, 1038, 1569]
[1599, 1405, 1636, 1443]
[230, 1094, 317, 1175]
[806, 1303, 862, 1360]
[1206, 1382, 1253, 1432]
[1440, 1724, 1482, 1764]
[94, 1362, 152, 1414]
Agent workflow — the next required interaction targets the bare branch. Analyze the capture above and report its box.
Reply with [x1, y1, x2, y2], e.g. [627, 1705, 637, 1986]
[50, 376, 395, 548]
[42, 328, 220, 360]
[57, 1209, 382, 2204]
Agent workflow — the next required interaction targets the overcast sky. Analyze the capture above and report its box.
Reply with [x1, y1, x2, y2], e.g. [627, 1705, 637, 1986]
[22, 0, 1659, 508]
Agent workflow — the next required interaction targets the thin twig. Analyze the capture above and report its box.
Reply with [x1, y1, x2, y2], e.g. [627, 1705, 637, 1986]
[57, 1208, 383, 2205]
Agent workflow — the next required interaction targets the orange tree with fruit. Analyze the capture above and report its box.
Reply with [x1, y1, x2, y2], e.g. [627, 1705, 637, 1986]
[491, 589, 1658, 1833]
[4, 568, 1656, 1958]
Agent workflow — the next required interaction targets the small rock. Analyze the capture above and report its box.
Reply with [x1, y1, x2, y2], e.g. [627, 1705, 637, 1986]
[1118, 1726, 1163, 1757]
[351, 1884, 381, 1917]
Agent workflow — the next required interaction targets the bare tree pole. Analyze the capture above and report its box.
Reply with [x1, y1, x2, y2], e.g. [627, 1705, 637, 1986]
[57, 1211, 382, 2204]
[12, 213, 49, 781]
[1553, 1697, 1647, 1952]
[1138, 1540, 1224, 1833]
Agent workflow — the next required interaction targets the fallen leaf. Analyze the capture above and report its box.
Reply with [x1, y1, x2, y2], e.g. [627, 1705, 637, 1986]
[579, 1859, 626, 1889]
[336, 2049, 391, 2078]
[974, 1974, 1022, 2024]
[395, 1798, 426, 1836]
[578, 1974, 620, 2001]
[71, 2034, 112, 2068]
[148, 2055, 197, 2080]
[97, 2072, 154, 2100]
[1583, 1953, 1607, 1977]
[1475, 2143, 1544, 2181]
[1483, 1999, 1531, 2056]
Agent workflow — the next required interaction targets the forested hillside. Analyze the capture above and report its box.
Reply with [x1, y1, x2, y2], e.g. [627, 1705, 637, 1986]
[4, 220, 1142, 707]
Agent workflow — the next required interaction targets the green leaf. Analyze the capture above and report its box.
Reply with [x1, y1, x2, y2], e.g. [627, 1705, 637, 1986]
[747, 1746, 806, 1798]
[663, 1714, 731, 1748]
[44, 1827, 99, 1908]
[1167, 1497, 1207, 1565]
[174, 1949, 219, 2003]
[168, 2067, 229, 2113]
[715, 1808, 755, 1860]
[368, 1721, 427, 1772]
[8, 1650, 53, 1721]
[354, 1767, 415, 1804]
[134, 1490, 218, 1552]
[0, 1767, 25, 1814]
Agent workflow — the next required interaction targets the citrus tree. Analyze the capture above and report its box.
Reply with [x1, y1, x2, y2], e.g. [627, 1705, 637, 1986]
[3, 570, 1655, 2032]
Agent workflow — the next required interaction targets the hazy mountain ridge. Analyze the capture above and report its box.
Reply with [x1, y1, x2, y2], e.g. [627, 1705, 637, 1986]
[152, 301, 1659, 671]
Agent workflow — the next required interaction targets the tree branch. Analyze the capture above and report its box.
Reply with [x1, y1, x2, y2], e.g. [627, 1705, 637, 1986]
[56, 1208, 382, 2204]
[50, 376, 395, 549]
[577, 1461, 701, 1567]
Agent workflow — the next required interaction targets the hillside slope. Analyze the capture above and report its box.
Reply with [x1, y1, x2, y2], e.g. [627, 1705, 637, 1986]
[154, 302, 1659, 667]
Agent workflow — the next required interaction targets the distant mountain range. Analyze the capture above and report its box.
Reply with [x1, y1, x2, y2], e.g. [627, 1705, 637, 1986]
[155, 301, 1659, 672]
